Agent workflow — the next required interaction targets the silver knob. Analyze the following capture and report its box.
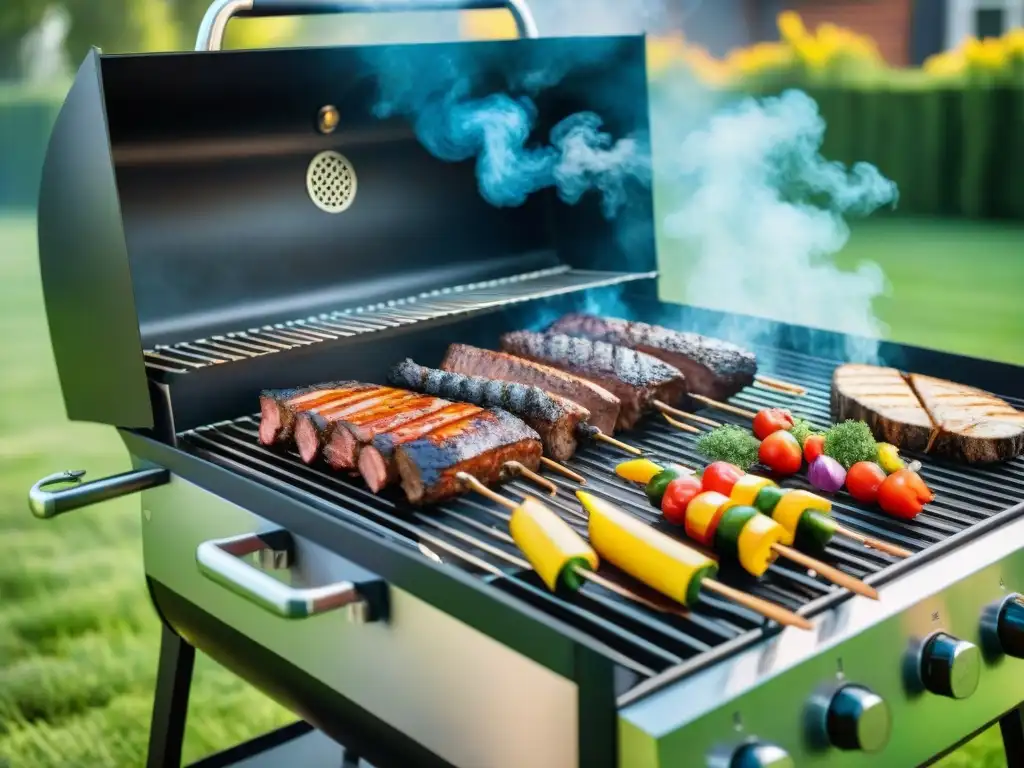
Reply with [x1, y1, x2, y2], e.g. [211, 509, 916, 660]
[729, 742, 794, 768]
[994, 594, 1024, 657]
[920, 632, 981, 699]
[825, 685, 891, 753]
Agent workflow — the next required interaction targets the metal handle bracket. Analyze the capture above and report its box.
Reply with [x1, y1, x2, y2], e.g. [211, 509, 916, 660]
[196, 0, 539, 51]
[29, 467, 170, 519]
[197, 528, 388, 622]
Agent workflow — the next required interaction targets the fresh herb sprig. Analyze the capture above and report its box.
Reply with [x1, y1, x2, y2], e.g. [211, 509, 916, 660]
[696, 425, 762, 471]
[823, 420, 879, 469]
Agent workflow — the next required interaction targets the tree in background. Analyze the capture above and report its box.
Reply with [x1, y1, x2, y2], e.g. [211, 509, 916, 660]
[0, 0, 50, 78]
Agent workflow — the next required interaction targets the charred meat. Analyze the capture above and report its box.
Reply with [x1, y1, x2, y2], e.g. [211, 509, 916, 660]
[293, 388, 412, 465]
[394, 408, 542, 505]
[500, 331, 687, 430]
[547, 313, 757, 401]
[359, 403, 483, 492]
[258, 381, 378, 445]
[441, 343, 621, 435]
[389, 358, 590, 461]
[322, 394, 452, 470]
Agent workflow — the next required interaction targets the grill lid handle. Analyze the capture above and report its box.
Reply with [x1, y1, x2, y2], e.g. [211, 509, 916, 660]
[28, 468, 170, 520]
[196, 0, 539, 51]
[196, 528, 387, 622]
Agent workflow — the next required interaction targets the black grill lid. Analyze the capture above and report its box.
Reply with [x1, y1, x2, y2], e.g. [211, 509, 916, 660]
[37, 33, 655, 429]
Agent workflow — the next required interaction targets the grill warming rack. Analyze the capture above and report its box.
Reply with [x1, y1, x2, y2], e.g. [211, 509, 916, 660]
[178, 346, 1024, 690]
[145, 266, 657, 375]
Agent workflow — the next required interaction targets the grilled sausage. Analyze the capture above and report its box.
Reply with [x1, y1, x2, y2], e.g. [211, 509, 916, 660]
[389, 358, 590, 461]
[394, 408, 542, 505]
[500, 331, 687, 430]
[358, 403, 483, 492]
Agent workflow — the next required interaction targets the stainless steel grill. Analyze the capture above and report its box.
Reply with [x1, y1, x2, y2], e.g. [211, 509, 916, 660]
[177, 345, 1024, 695]
[144, 267, 657, 375]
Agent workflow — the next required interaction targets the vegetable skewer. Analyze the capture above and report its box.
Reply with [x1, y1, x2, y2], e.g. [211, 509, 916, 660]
[573, 491, 812, 630]
[616, 460, 884, 598]
[459, 474, 807, 628]
[625, 458, 910, 558]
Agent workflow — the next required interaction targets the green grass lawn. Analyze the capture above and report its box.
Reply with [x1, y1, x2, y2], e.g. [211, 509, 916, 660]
[0, 211, 1020, 766]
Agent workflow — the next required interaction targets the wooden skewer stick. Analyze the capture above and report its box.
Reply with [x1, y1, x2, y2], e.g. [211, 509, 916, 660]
[754, 375, 807, 395]
[661, 413, 701, 434]
[590, 430, 643, 455]
[456, 474, 687, 617]
[772, 543, 879, 600]
[833, 525, 912, 558]
[689, 394, 758, 420]
[653, 400, 722, 427]
[501, 461, 558, 496]
[540, 457, 587, 485]
[701, 579, 813, 630]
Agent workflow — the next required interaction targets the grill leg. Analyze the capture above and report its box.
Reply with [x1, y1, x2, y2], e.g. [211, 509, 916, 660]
[147, 625, 196, 768]
[1000, 706, 1024, 765]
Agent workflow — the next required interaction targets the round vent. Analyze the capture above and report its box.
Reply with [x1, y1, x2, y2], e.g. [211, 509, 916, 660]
[306, 151, 357, 213]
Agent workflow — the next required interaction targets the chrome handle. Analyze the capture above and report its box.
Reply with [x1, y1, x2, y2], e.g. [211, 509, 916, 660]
[29, 467, 169, 520]
[196, 0, 539, 51]
[196, 528, 384, 621]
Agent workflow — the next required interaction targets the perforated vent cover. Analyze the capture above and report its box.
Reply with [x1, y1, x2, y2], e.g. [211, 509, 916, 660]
[306, 151, 357, 213]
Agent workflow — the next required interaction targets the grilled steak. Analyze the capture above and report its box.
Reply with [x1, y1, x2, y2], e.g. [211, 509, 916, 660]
[832, 364, 935, 452]
[322, 394, 452, 470]
[832, 364, 1024, 463]
[908, 374, 1024, 464]
[359, 403, 483, 492]
[258, 381, 376, 445]
[293, 388, 407, 463]
[441, 343, 621, 435]
[548, 313, 757, 400]
[500, 331, 687, 430]
[394, 408, 542, 505]
[389, 358, 590, 461]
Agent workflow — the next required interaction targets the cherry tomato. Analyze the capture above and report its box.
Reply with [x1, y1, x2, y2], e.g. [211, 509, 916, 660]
[752, 408, 795, 440]
[758, 430, 803, 475]
[877, 469, 932, 519]
[845, 461, 886, 503]
[661, 475, 703, 525]
[803, 434, 825, 464]
[700, 461, 745, 496]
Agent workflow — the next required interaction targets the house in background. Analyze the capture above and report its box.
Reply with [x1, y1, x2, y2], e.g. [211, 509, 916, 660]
[674, 0, 1023, 65]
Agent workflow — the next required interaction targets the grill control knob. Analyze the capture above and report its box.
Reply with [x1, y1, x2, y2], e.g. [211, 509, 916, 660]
[920, 632, 981, 699]
[729, 742, 794, 768]
[824, 684, 892, 753]
[994, 594, 1024, 657]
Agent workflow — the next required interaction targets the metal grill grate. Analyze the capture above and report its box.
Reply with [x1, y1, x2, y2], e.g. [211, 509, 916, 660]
[178, 347, 1024, 680]
[144, 267, 657, 375]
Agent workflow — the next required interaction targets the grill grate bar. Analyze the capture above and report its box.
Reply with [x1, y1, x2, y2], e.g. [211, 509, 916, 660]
[178, 347, 1024, 678]
[146, 268, 657, 374]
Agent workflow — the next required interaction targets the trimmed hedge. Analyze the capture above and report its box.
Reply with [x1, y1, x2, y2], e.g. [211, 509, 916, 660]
[1, 82, 1022, 218]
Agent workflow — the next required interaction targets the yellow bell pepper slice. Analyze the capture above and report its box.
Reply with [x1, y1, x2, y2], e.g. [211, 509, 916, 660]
[684, 491, 731, 546]
[771, 489, 832, 544]
[736, 513, 785, 577]
[615, 458, 664, 485]
[510, 497, 598, 591]
[731, 474, 776, 506]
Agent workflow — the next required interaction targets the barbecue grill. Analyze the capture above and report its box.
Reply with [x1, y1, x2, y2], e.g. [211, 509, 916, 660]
[28, 1, 1024, 766]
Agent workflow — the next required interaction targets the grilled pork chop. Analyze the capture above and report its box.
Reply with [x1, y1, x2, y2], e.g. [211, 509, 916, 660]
[390, 358, 590, 461]
[441, 344, 621, 435]
[548, 313, 757, 400]
[259, 381, 377, 445]
[500, 331, 687, 430]
[394, 408, 542, 505]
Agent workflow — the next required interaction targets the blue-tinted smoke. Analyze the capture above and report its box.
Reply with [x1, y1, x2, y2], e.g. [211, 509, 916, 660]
[364, 45, 650, 218]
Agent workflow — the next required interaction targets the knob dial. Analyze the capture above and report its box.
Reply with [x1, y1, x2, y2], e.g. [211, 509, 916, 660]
[920, 632, 981, 699]
[730, 742, 794, 768]
[996, 594, 1024, 658]
[825, 684, 892, 753]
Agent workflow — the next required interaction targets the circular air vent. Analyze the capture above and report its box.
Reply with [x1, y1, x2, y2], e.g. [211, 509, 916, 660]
[306, 150, 357, 213]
